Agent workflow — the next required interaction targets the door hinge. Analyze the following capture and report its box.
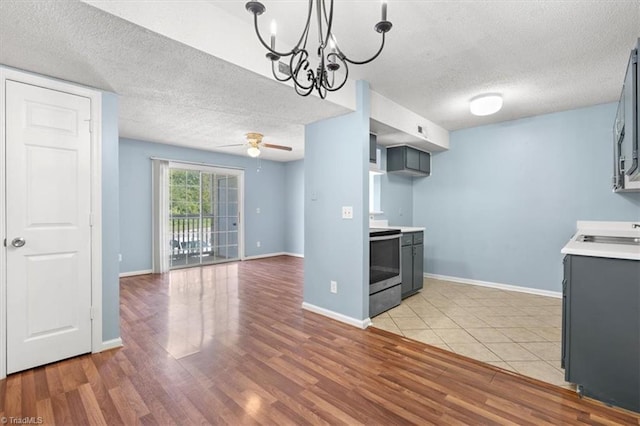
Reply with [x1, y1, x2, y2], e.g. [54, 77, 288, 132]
[2, 238, 5, 247]
[89, 213, 94, 227]
[90, 307, 95, 320]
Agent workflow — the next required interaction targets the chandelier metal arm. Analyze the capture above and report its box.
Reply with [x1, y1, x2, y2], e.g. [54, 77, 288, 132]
[341, 32, 387, 65]
[294, 79, 314, 97]
[290, 51, 315, 91]
[315, 0, 324, 45]
[249, 0, 314, 58]
[321, 0, 335, 48]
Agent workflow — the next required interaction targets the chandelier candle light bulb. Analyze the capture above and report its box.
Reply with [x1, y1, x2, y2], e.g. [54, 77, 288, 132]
[270, 20, 276, 49]
[382, 0, 387, 21]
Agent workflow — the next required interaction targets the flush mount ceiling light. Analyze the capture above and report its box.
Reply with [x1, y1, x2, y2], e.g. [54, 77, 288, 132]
[469, 94, 503, 116]
[245, 0, 393, 99]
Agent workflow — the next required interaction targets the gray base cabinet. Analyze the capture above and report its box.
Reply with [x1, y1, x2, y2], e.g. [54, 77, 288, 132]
[401, 232, 424, 298]
[562, 255, 640, 413]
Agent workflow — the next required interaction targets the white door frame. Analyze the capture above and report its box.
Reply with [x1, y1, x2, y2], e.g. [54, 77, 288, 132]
[0, 66, 103, 379]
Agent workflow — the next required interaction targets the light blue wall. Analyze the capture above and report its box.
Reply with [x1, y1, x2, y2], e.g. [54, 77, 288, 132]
[284, 159, 304, 255]
[378, 147, 414, 226]
[119, 138, 287, 273]
[304, 81, 370, 320]
[413, 102, 640, 292]
[101, 92, 120, 341]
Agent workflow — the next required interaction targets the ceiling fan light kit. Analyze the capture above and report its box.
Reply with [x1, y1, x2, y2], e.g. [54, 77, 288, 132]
[218, 132, 293, 158]
[247, 146, 261, 157]
[245, 0, 393, 99]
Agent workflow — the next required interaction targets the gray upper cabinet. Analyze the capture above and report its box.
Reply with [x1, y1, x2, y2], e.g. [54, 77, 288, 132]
[387, 145, 431, 177]
[613, 39, 640, 191]
[621, 49, 638, 177]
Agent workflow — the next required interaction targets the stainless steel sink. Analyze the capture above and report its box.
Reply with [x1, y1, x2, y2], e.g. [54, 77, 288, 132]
[577, 235, 640, 246]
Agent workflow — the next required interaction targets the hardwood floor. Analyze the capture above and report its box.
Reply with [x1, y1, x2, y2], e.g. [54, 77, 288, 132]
[1, 255, 638, 425]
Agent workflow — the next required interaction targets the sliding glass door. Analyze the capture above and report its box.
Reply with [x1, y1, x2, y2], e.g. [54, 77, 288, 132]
[169, 164, 242, 269]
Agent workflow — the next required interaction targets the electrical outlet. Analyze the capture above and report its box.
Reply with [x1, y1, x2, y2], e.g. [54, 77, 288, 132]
[330, 280, 337, 294]
[342, 206, 353, 219]
[256, 207, 260, 214]
[256, 241, 261, 248]
[118, 254, 122, 262]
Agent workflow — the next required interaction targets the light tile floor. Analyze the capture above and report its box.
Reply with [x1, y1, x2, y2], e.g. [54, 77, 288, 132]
[371, 278, 573, 389]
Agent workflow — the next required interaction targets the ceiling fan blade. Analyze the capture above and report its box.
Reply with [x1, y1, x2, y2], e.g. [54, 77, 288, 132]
[216, 143, 246, 148]
[263, 143, 293, 151]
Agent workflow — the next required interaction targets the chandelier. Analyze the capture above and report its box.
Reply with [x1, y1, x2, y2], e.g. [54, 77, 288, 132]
[245, 0, 392, 99]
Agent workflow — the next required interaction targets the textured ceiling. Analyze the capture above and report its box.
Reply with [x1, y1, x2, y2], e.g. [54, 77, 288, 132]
[216, 0, 640, 130]
[1, 1, 638, 162]
[0, 1, 349, 161]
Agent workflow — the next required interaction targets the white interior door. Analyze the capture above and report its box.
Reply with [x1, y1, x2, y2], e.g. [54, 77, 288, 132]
[5, 80, 92, 374]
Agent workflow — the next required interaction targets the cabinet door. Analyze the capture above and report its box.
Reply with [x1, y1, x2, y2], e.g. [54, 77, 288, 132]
[614, 96, 625, 191]
[567, 256, 640, 412]
[419, 152, 430, 174]
[621, 54, 636, 176]
[401, 245, 413, 296]
[369, 134, 377, 164]
[561, 255, 570, 371]
[405, 147, 420, 170]
[413, 244, 424, 292]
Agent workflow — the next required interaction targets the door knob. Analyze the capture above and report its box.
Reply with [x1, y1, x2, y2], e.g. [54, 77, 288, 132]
[11, 237, 26, 248]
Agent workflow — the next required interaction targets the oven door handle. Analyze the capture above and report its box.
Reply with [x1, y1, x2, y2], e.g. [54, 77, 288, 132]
[370, 234, 401, 242]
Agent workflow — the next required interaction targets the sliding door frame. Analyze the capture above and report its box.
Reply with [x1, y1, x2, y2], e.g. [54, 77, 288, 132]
[167, 161, 244, 267]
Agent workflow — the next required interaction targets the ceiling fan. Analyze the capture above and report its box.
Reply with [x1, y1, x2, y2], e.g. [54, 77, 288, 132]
[219, 132, 292, 157]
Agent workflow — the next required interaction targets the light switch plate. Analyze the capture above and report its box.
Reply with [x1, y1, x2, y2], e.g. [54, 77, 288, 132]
[342, 206, 353, 219]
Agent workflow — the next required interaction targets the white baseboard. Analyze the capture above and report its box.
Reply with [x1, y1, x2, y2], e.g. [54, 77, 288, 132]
[242, 252, 288, 260]
[121, 254, 302, 274]
[424, 273, 562, 299]
[302, 302, 371, 329]
[99, 337, 123, 352]
[119, 269, 152, 278]
[283, 252, 304, 258]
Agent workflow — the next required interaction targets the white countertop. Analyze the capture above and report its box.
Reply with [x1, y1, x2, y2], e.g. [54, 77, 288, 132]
[370, 220, 425, 233]
[561, 221, 640, 261]
[391, 226, 426, 233]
